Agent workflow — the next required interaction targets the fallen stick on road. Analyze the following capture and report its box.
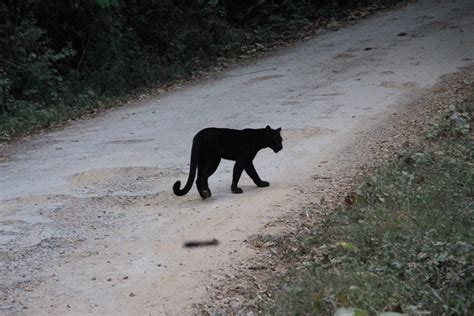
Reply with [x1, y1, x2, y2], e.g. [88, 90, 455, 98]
[183, 239, 220, 248]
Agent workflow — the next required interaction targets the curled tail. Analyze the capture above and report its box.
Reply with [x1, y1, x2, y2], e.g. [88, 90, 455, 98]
[173, 142, 198, 196]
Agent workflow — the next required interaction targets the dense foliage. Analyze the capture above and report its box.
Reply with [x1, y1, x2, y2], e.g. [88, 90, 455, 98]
[0, 0, 401, 137]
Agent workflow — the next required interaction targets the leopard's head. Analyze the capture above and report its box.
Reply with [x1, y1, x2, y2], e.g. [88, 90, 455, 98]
[265, 125, 283, 153]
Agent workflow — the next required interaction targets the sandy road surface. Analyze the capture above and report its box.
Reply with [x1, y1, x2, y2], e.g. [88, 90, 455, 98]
[1, 0, 473, 314]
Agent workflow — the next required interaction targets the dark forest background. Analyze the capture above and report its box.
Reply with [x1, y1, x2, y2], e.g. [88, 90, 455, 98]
[0, 0, 402, 137]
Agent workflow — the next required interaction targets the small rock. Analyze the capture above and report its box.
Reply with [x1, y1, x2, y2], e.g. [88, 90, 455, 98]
[129, 292, 136, 297]
[107, 278, 112, 282]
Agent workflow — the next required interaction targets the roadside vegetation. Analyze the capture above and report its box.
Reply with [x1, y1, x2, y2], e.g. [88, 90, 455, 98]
[1, 0, 403, 139]
[262, 89, 473, 314]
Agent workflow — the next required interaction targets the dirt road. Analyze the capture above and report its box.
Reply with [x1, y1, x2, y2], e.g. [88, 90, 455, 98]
[1, 0, 473, 314]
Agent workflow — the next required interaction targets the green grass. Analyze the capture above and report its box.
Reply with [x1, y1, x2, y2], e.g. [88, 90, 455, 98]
[262, 97, 473, 315]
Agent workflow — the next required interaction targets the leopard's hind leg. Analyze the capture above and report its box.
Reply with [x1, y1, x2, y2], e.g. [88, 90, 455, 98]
[196, 157, 221, 199]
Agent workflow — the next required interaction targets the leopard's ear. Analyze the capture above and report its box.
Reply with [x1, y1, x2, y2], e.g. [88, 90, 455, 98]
[276, 127, 281, 132]
[266, 125, 271, 130]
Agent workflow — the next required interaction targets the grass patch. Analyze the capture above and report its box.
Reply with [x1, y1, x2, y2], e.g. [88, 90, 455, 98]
[262, 93, 473, 314]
